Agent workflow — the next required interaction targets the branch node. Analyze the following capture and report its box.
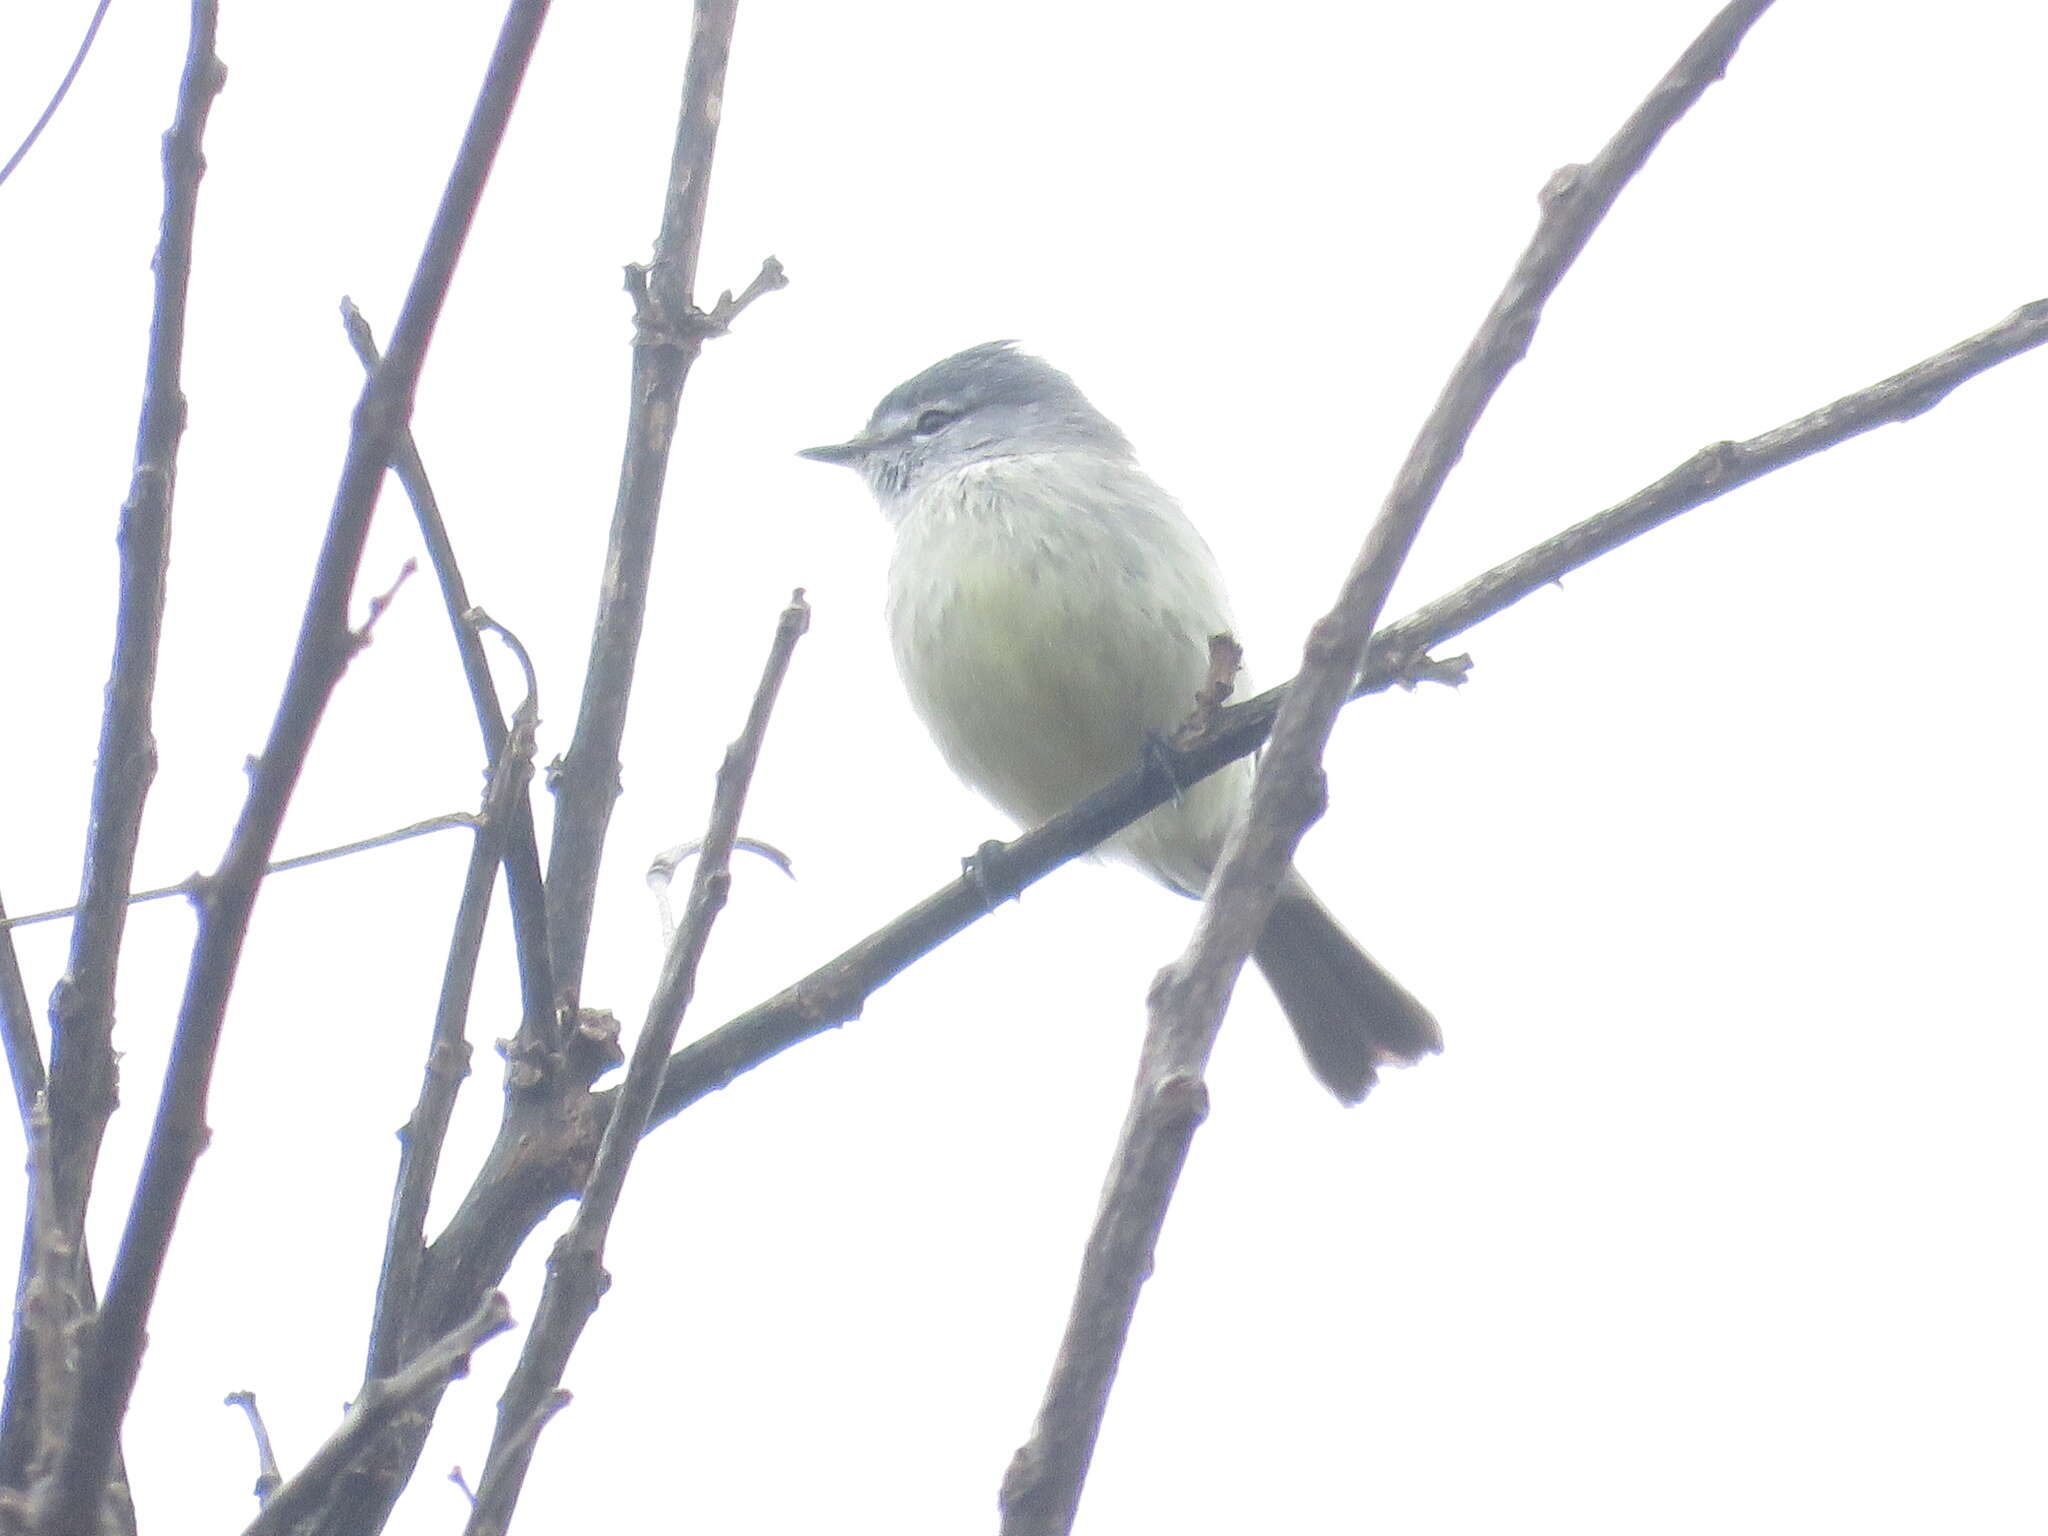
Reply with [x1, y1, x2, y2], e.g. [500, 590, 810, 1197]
[1394, 651, 1472, 691]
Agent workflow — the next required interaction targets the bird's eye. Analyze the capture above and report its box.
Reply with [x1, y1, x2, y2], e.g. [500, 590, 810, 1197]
[914, 408, 959, 436]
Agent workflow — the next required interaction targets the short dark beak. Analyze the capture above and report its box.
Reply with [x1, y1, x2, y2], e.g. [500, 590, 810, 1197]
[797, 438, 867, 466]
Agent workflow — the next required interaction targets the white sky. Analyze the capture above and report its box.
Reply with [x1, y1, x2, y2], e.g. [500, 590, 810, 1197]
[2, 2, 2044, 1532]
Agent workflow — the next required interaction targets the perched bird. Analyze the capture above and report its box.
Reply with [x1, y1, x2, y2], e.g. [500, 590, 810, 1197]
[800, 342, 1438, 1101]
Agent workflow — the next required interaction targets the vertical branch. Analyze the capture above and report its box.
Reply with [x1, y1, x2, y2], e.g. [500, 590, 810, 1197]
[999, 4, 1780, 1532]
[0, 0, 220, 1512]
[0, 893, 40, 1129]
[338, 302, 555, 1041]
[35, 3, 559, 1527]
[464, 592, 808, 1536]
[365, 663, 538, 1381]
[43, 0, 221, 1272]
[309, 11, 773, 1528]
[540, 0, 742, 1013]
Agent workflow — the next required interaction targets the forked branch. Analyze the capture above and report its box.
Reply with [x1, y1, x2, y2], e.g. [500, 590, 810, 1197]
[1001, 5, 1781, 1530]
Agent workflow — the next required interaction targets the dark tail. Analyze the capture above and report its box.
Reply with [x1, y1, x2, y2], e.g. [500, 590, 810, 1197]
[1252, 876, 1440, 1104]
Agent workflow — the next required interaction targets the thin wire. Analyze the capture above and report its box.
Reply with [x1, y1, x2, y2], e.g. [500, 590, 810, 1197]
[0, 0, 118, 189]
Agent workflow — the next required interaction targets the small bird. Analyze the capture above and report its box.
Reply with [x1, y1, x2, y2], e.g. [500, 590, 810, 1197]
[800, 342, 1438, 1101]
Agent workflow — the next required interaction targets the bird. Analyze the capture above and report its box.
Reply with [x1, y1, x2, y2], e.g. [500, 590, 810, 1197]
[799, 341, 1438, 1101]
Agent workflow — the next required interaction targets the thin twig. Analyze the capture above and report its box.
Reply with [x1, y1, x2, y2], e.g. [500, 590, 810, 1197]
[458, 1392, 567, 1536]
[339, 302, 556, 1043]
[0, 892, 41, 1122]
[0, 0, 115, 187]
[464, 592, 809, 1535]
[0, 815, 482, 933]
[1001, 6, 1779, 1530]
[365, 691, 538, 1382]
[541, 0, 765, 1012]
[242, 1294, 513, 1536]
[38, 3, 557, 1526]
[222, 1392, 282, 1507]
[22, 1100, 78, 1488]
[647, 836, 794, 945]
[686, 254, 788, 335]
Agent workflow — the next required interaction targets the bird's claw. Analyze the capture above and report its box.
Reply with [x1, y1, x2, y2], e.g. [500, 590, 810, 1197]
[1142, 732, 1185, 807]
[963, 839, 1017, 913]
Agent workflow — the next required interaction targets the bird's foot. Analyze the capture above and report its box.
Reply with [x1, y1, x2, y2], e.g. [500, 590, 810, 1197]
[1142, 732, 1186, 807]
[963, 839, 1019, 913]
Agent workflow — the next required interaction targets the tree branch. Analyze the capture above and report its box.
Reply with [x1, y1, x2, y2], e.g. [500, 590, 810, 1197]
[42, 0, 221, 1332]
[463, 592, 808, 1535]
[242, 1294, 513, 1536]
[339, 301, 556, 1042]
[1, 4, 221, 1520]
[36, 2, 557, 1526]
[644, 296, 2048, 1136]
[1001, 5, 1780, 1529]
[365, 682, 539, 1382]
[0, 892, 40, 1127]
[221, 1392, 282, 1508]
[540, 0, 759, 1013]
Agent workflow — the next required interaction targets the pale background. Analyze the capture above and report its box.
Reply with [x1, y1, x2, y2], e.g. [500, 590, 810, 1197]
[1, 2, 2043, 1531]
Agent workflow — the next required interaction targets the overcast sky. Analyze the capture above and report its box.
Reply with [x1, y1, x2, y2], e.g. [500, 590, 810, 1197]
[2, 2, 2044, 1532]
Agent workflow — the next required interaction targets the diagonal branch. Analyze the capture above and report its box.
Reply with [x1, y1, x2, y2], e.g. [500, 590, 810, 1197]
[401, 282, 2047, 1362]
[339, 301, 556, 1041]
[0, 892, 40, 1127]
[365, 670, 539, 1382]
[36, 2, 559, 1526]
[242, 1293, 513, 1536]
[540, 0, 759, 1015]
[1000, 4, 1781, 1530]
[463, 592, 809, 1535]
[222, 1391, 282, 1508]
[642, 298, 2048, 1136]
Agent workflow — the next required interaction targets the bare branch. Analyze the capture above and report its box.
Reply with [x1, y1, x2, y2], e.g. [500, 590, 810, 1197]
[243, 1294, 513, 1536]
[22, 1102, 78, 1485]
[465, 592, 809, 1533]
[1364, 295, 2048, 676]
[365, 694, 538, 1382]
[221, 1392, 282, 1508]
[684, 254, 789, 337]
[0, 892, 41, 1125]
[1, 2, 222, 1519]
[339, 304, 556, 1043]
[42, 0, 222, 1338]
[38, 2, 558, 1524]
[1001, 6, 1780, 1529]
[647, 836, 794, 946]
[542, 0, 767, 1013]
[458, 1392, 566, 1536]
[626, 284, 2048, 1136]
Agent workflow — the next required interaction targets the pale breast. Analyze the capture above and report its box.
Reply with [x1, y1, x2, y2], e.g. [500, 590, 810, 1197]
[885, 453, 1251, 889]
